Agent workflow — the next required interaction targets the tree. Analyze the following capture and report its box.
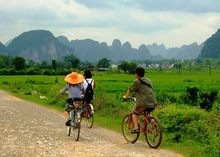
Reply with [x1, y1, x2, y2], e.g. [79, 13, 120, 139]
[0, 55, 12, 68]
[27, 59, 35, 67]
[118, 61, 129, 72]
[52, 59, 57, 69]
[64, 55, 80, 69]
[118, 61, 137, 74]
[41, 61, 49, 69]
[128, 62, 137, 74]
[97, 58, 110, 68]
[79, 61, 93, 70]
[12, 56, 26, 70]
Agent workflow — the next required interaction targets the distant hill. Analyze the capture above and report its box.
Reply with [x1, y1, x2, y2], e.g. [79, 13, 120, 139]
[0, 42, 8, 55]
[167, 42, 203, 60]
[147, 43, 168, 57]
[1, 28, 220, 62]
[57, 37, 151, 62]
[200, 29, 220, 58]
[7, 30, 74, 62]
[147, 42, 203, 60]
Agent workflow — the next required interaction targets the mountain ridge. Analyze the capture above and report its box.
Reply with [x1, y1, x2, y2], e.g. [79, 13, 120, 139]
[1, 29, 219, 62]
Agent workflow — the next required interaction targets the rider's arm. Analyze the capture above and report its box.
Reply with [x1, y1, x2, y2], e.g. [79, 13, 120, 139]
[123, 80, 139, 99]
[123, 90, 131, 100]
[60, 84, 69, 95]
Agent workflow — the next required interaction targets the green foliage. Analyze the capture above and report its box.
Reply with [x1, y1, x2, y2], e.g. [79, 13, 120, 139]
[0, 69, 220, 157]
[200, 29, 220, 58]
[52, 59, 57, 69]
[200, 90, 218, 111]
[12, 56, 26, 70]
[63, 55, 80, 69]
[0, 55, 12, 68]
[2, 81, 9, 85]
[118, 61, 137, 74]
[156, 105, 220, 157]
[186, 86, 199, 105]
[156, 91, 177, 105]
[97, 58, 110, 68]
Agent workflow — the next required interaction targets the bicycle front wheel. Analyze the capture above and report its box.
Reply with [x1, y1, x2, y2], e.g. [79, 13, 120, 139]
[145, 116, 162, 148]
[67, 126, 71, 136]
[121, 114, 140, 143]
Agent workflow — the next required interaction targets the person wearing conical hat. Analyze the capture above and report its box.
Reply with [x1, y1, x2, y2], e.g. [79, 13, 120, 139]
[60, 72, 84, 126]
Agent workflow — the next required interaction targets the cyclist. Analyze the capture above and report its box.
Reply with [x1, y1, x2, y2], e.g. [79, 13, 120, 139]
[82, 70, 96, 116]
[60, 72, 84, 126]
[123, 67, 157, 133]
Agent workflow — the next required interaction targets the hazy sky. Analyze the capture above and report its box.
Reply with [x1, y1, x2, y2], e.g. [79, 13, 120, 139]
[0, 0, 220, 48]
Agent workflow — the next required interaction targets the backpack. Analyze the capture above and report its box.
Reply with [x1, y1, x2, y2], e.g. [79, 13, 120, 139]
[84, 79, 94, 103]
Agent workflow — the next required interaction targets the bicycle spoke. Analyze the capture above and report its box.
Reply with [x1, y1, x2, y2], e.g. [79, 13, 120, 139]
[145, 117, 162, 148]
[122, 114, 140, 143]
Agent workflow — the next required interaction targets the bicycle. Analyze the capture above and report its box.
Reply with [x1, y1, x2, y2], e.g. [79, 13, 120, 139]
[121, 97, 162, 148]
[67, 100, 83, 141]
[81, 102, 94, 128]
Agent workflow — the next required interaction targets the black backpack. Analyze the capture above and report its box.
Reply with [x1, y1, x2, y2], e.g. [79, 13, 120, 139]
[84, 79, 94, 103]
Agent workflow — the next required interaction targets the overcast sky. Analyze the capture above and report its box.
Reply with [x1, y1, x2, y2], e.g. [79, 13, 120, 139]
[0, 0, 220, 48]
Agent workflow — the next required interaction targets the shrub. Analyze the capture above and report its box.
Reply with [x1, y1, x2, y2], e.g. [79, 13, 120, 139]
[186, 86, 199, 105]
[2, 81, 9, 85]
[156, 91, 177, 105]
[200, 90, 218, 111]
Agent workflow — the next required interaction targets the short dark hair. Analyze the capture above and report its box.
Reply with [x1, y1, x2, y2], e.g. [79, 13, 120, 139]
[84, 70, 92, 78]
[135, 67, 145, 77]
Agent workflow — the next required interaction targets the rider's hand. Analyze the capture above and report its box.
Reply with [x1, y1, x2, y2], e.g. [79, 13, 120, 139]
[123, 95, 128, 100]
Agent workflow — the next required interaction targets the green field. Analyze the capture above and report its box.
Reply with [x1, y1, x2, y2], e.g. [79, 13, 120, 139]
[0, 68, 219, 157]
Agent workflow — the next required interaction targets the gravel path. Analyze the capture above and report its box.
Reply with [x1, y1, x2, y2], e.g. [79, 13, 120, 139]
[0, 90, 184, 157]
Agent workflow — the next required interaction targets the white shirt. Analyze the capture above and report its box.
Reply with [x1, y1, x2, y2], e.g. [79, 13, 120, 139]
[83, 78, 94, 92]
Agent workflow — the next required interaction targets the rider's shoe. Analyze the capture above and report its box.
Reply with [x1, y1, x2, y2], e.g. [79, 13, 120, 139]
[131, 128, 140, 134]
[65, 120, 71, 126]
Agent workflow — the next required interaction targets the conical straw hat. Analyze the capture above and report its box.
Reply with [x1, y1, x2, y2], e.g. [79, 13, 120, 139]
[64, 72, 83, 84]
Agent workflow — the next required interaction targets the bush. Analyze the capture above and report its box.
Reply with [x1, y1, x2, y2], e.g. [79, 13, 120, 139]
[156, 91, 177, 105]
[2, 81, 9, 85]
[156, 105, 220, 157]
[186, 86, 199, 105]
[200, 90, 218, 111]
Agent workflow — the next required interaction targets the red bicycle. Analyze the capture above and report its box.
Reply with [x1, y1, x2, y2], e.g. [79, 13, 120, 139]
[121, 98, 162, 148]
[81, 103, 94, 128]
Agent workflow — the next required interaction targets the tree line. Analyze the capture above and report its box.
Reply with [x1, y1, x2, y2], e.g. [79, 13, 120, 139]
[0, 54, 220, 75]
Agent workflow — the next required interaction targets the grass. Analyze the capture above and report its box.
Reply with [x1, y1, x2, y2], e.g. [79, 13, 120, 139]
[0, 68, 219, 157]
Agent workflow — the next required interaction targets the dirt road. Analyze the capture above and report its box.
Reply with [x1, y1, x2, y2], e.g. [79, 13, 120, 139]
[0, 90, 184, 157]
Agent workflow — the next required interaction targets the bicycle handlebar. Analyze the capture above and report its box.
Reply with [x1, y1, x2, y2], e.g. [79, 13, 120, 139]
[123, 97, 136, 101]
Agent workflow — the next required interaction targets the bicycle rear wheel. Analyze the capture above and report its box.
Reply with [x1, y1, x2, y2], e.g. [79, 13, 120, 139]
[145, 116, 162, 148]
[86, 113, 94, 128]
[86, 106, 94, 128]
[72, 111, 81, 141]
[122, 114, 140, 143]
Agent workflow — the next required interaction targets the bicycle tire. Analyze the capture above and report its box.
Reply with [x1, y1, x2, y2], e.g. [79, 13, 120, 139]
[145, 116, 162, 148]
[72, 111, 81, 141]
[85, 106, 94, 128]
[121, 114, 140, 143]
[67, 126, 71, 136]
[86, 113, 94, 128]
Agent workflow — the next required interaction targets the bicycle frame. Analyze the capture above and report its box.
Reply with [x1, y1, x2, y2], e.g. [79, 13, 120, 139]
[128, 112, 150, 134]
